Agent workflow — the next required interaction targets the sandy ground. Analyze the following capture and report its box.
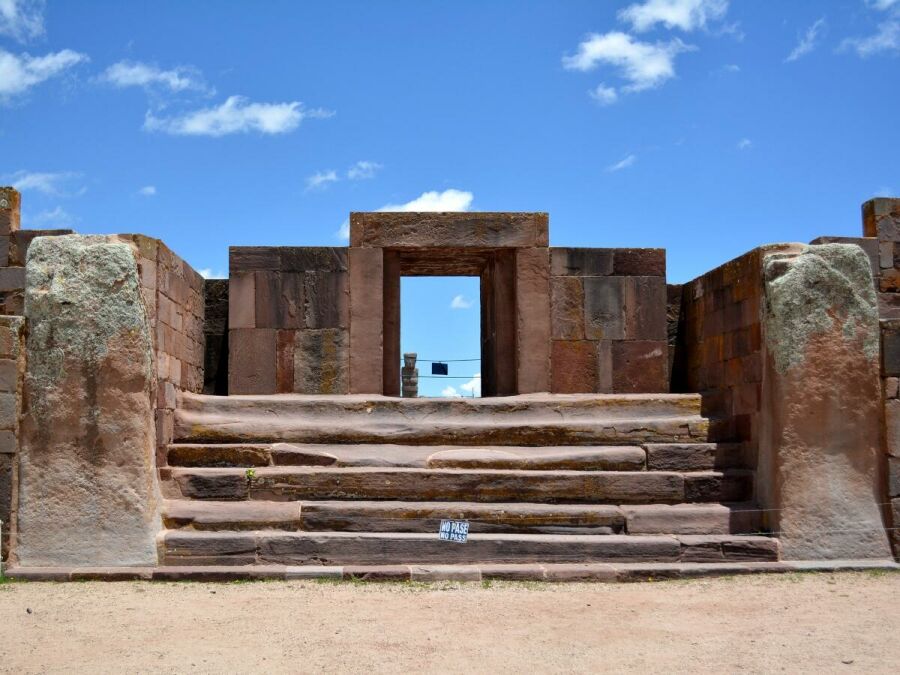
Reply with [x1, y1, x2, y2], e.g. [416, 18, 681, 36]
[0, 571, 898, 674]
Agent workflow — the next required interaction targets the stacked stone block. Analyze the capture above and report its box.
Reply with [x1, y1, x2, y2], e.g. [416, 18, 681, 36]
[229, 247, 350, 394]
[115, 235, 205, 467]
[864, 198, 900, 553]
[670, 245, 801, 447]
[549, 248, 667, 393]
[0, 316, 23, 560]
[0, 187, 73, 315]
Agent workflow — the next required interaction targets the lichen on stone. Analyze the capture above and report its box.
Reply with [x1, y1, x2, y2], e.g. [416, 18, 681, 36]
[764, 243, 879, 373]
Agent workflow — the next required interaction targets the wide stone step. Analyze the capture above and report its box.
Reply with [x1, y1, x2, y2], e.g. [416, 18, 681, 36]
[162, 500, 762, 535]
[174, 392, 708, 445]
[160, 530, 780, 566]
[163, 467, 753, 504]
[166, 442, 746, 472]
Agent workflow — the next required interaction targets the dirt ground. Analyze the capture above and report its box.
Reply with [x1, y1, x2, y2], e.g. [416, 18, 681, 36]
[0, 571, 898, 674]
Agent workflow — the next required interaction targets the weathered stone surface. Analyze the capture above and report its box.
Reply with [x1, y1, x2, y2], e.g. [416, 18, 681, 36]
[809, 236, 879, 280]
[294, 328, 349, 394]
[550, 277, 584, 340]
[425, 446, 645, 471]
[549, 248, 613, 277]
[862, 198, 900, 242]
[623, 276, 667, 341]
[349, 248, 383, 393]
[230, 246, 348, 273]
[350, 212, 548, 248]
[9, 229, 74, 266]
[16, 235, 161, 566]
[516, 247, 551, 393]
[0, 187, 20, 234]
[583, 277, 624, 340]
[304, 271, 349, 329]
[613, 249, 665, 277]
[550, 341, 598, 393]
[645, 443, 745, 471]
[623, 504, 759, 536]
[611, 341, 667, 393]
[228, 273, 255, 329]
[162, 500, 302, 531]
[882, 321, 900, 376]
[228, 328, 276, 394]
[759, 244, 891, 559]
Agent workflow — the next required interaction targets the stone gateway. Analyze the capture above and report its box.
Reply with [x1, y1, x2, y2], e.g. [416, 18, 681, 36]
[0, 187, 897, 581]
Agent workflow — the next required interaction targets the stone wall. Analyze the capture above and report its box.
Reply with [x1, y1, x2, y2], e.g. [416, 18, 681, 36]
[862, 198, 900, 554]
[115, 235, 205, 467]
[0, 316, 24, 560]
[203, 279, 228, 395]
[549, 248, 668, 393]
[228, 247, 350, 394]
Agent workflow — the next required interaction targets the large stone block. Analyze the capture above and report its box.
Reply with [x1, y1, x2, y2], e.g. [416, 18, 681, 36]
[583, 276, 624, 340]
[862, 198, 900, 242]
[550, 277, 584, 340]
[349, 248, 383, 393]
[294, 328, 349, 394]
[0, 187, 20, 235]
[549, 248, 613, 277]
[550, 340, 597, 393]
[623, 276, 667, 340]
[350, 212, 549, 248]
[611, 341, 667, 393]
[516, 248, 551, 393]
[16, 235, 161, 566]
[759, 244, 891, 560]
[305, 270, 349, 329]
[228, 272, 255, 329]
[882, 320, 900, 376]
[9, 229, 75, 266]
[228, 328, 277, 394]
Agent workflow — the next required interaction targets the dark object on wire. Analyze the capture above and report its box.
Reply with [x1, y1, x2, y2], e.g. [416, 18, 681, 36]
[431, 362, 449, 376]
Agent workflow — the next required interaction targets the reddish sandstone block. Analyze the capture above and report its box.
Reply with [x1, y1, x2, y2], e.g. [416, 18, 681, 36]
[305, 270, 349, 329]
[349, 248, 383, 394]
[611, 341, 667, 393]
[550, 277, 584, 340]
[254, 271, 281, 328]
[228, 328, 277, 394]
[228, 273, 255, 328]
[276, 330, 296, 394]
[551, 340, 598, 393]
[279, 273, 305, 329]
[583, 276, 625, 340]
[0, 188, 20, 235]
[623, 276, 667, 341]
[549, 248, 613, 277]
[613, 249, 665, 277]
[516, 247, 551, 393]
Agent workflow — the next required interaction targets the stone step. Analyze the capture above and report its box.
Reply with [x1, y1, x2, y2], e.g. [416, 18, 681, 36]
[160, 530, 780, 566]
[163, 467, 753, 504]
[166, 442, 746, 472]
[174, 391, 708, 445]
[162, 500, 762, 535]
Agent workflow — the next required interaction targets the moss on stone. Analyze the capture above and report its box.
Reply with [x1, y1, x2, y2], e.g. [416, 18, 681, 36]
[764, 243, 879, 374]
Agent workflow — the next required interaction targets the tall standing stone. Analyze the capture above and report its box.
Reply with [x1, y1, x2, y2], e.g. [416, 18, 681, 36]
[15, 235, 161, 566]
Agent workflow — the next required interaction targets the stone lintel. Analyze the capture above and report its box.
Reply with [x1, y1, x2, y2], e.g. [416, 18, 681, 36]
[349, 212, 548, 249]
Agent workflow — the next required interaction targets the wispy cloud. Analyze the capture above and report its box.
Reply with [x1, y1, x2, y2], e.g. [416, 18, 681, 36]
[197, 268, 226, 279]
[450, 295, 473, 310]
[336, 189, 474, 240]
[441, 374, 481, 398]
[563, 32, 694, 96]
[138, 185, 156, 196]
[0, 0, 44, 43]
[737, 138, 752, 150]
[785, 18, 826, 62]
[0, 48, 88, 98]
[306, 169, 338, 191]
[347, 160, 383, 180]
[8, 170, 84, 196]
[841, 18, 900, 56]
[606, 154, 637, 172]
[29, 205, 77, 228]
[589, 83, 618, 105]
[619, 0, 729, 33]
[144, 95, 333, 137]
[100, 61, 210, 93]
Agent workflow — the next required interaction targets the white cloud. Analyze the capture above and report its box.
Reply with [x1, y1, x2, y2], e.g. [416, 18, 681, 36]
[0, 0, 44, 42]
[8, 170, 83, 196]
[144, 95, 333, 136]
[785, 18, 826, 62]
[0, 48, 88, 98]
[869, 0, 900, 10]
[306, 169, 338, 191]
[450, 294, 473, 310]
[619, 0, 728, 33]
[718, 63, 740, 73]
[138, 185, 156, 196]
[563, 32, 694, 94]
[347, 160, 382, 180]
[378, 188, 474, 212]
[589, 83, 618, 105]
[460, 373, 481, 397]
[737, 138, 752, 150]
[606, 154, 637, 172]
[441, 386, 460, 397]
[29, 205, 77, 228]
[197, 268, 226, 279]
[336, 188, 474, 241]
[841, 18, 900, 56]
[101, 61, 209, 93]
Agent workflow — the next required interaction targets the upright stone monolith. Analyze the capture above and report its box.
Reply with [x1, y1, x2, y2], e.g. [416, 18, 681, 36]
[15, 235, 161, 566]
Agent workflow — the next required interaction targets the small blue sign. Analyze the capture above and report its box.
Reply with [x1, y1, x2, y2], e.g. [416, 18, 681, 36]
[439, 519, 469, 543]
[432, 362, 449, 375]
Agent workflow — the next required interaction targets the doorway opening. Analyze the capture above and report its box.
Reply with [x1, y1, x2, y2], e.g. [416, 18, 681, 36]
[400, 276, 481, 398]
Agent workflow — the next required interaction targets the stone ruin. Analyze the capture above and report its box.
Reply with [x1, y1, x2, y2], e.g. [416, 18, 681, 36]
[0, 186, 898, 581]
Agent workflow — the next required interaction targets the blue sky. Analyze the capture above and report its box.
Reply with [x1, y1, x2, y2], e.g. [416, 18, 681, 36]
[2, 0, 899, 395]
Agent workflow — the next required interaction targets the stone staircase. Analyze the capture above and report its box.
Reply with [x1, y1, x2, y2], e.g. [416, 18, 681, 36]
[158, 392, 779, 569]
